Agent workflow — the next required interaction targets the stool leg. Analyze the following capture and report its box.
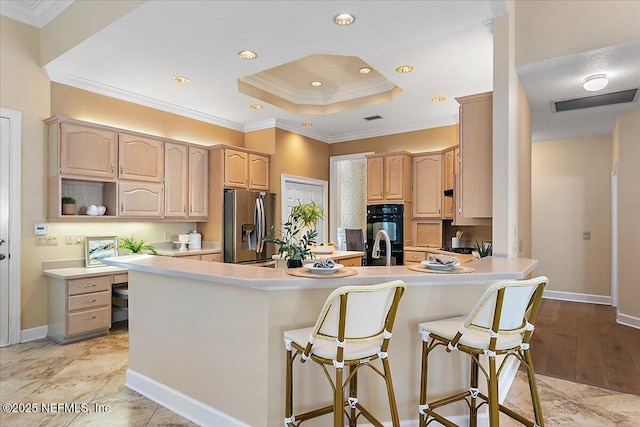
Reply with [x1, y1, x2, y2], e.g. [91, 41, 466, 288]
[488, 355, 499, 426]
[523, 349, 544, 426]
[418, 338, 429, 427]
[348, 364, 358, 427]
[334, 366, 344, 427]
[382, 356, 400, 427]
[469, 356, 479, 427]
[285, 348, 293, 426]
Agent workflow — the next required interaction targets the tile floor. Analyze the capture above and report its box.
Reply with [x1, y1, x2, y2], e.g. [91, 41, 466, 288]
[1, 325, 639, 426]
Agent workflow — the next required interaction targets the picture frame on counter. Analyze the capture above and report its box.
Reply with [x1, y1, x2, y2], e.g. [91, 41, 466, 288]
[85, 235, 118, 267]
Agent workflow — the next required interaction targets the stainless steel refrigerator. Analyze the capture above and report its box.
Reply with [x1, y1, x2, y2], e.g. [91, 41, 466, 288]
[223, 189, 277, 264]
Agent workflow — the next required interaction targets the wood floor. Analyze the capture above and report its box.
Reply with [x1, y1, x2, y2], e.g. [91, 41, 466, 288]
[528, 298, 640, 395]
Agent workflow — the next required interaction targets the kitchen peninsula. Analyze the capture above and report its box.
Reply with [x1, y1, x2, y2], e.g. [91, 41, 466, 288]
[104, 255, 538, 427]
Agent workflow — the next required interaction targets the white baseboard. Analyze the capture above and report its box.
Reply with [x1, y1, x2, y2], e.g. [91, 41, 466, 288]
[126, 357, 520, 427]
[20, 325, 48, 343]
[543, 290, 611, 305]
[125, 369, 251, 427]
[617, 312, 640, 330]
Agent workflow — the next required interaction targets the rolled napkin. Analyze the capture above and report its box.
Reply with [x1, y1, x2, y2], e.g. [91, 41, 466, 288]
[313, 258, 336, 268]
[428, 254, 458, 266]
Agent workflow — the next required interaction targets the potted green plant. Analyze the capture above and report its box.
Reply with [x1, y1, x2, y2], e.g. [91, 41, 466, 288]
[263, 201, 324, 268]
[118, 236, 158, 255]
[474, 239, 493, 258]
[61, 196, 76, 215]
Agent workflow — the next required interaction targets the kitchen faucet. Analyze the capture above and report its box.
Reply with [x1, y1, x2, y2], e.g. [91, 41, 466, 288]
[372, 229, 391, 266]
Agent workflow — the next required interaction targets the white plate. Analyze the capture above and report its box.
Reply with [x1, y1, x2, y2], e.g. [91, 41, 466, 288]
[421, 260, 459, 271]
[313, 246, 335, 254]
[305, 264, 344, 274]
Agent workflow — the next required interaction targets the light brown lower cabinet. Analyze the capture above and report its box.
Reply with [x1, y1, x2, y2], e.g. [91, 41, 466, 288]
[47, 272, 128, 344]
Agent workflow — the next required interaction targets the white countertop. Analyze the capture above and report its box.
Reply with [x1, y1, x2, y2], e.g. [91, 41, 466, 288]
[103, 255, 538, 291]
[43, 265, 127, 279]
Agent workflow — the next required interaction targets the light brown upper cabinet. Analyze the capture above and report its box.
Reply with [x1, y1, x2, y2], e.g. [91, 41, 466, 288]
[164, 142, 188, 217]
[118, 133, 164, 182]
[58, 122, 117, 180]
[366, 152, 412, 204]
[455, 91, 492, 225]
[118, 182, 164, 217]
[442, 146, 457, 219]
[412, 153, 442, 218]
[188, 146, 209, 217]
[223, 148, 270, 191]
[249, 153, 270, 191]
[164, 144, 209, 218]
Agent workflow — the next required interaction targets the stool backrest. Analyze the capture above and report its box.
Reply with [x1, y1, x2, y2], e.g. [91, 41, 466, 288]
[465, 276, 548, 335]
[312, 280, 406, 344]
[345, 229, 366, 252]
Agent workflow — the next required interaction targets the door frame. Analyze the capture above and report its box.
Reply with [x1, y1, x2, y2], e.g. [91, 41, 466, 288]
[611, 163, 618, 308]
[0, 108, 22, 346]
[280, 174, 328, 243]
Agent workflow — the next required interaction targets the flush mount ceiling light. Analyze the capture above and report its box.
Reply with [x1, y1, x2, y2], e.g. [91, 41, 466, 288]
[334, 13, 355, 26]
[431, 95, 447, 102]
[172, 75, 190, 84]
[583, 74, 608, 92]
[238, 50, 257, 60]
[249, 103, 263, 110]
[358, 67, 372, 74]
[396, 65, 414, 74]
[309, 81, 323, 87]
[301, 122, 313, 127]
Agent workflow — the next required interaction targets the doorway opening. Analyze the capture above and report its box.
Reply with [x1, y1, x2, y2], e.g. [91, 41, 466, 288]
[329, 153, 372, 250]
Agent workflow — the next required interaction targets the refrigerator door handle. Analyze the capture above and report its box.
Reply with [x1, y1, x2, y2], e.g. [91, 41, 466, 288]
[257, 197, 265, 253]
[254, 198, 261, 254]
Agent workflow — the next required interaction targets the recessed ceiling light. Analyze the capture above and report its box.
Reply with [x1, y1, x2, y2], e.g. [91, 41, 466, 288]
[583, 74, 608, 92]
[431, 95, 447, 102]
[358, 67, 372, 74]
[172, 76, 190, 84]
[301, 122, 313, 127]
[238, 50, 257, 60]
[309, 81, 323, 87]
[396, 65, 414, 74]
[249, 103, 263, 110]
[334, 13, 355, 26]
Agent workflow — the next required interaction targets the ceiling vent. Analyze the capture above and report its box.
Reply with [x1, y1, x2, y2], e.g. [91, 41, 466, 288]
[553, 89, 638, 112]
[364, 115, 383, 121]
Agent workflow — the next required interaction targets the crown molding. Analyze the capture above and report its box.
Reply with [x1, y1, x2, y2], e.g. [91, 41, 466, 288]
[0, 0, 74, 28]
[45, 69, 245, 132]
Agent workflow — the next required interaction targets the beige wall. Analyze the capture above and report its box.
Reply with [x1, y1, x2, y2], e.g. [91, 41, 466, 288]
[615, 110, 640, 320]
[532, 136, 612, 296]
[515, 0, 640, 66]
[1, 17, 52, 330]
[329, 125, 458, 157]
[517, 80, 532, 258]
[51, 83, 244, 147]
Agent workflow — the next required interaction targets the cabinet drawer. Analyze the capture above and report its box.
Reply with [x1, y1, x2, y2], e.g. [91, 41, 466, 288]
[67, 307, 110, 336]
[68, 290, 111, 312]
[201, 253, 222, 262]
[340, 256, 362, 267]
[68, 276, 111, 296]
[113, 273, 128, 284]
[405, 251, 426, 263]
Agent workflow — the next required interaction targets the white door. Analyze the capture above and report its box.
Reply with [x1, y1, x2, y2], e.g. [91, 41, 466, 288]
[1, 117, 11, 345]
[1, 109, 21, 347]
[282, 176, 328, 245]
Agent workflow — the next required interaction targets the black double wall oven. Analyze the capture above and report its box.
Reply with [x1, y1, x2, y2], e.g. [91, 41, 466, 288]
[366, 204, 404, 266]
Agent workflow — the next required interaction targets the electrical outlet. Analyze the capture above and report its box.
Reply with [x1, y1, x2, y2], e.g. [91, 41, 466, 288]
[36, 236, 47, 246]
[583, 231, 591, 240]
[66, 234, 74, 244]
[75, 235, 84, 244]
[46, 235, 58, 245]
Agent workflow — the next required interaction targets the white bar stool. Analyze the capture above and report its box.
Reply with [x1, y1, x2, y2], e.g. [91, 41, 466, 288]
[283, 280, 406, 427]
[418, 276, 548, 427]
